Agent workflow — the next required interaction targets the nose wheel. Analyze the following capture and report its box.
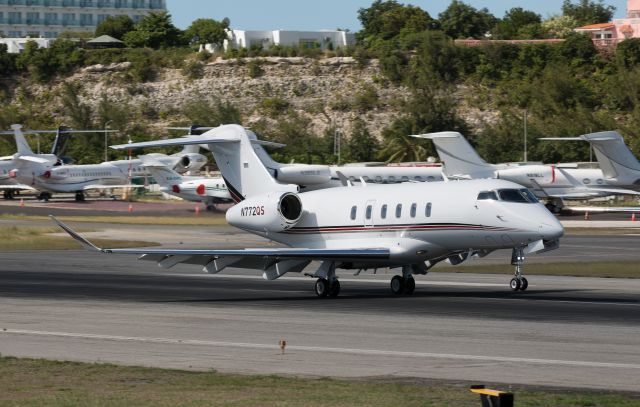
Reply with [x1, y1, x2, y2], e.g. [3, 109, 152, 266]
[510, 247, 529, 291]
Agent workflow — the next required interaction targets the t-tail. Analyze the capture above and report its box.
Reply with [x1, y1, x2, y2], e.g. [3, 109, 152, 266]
[411, 132, 496, 179]
[11, 124, 35, 156]
[110, 125, 297, 202]
[139, 155, 184, 187]
[581, 131, 640, 184]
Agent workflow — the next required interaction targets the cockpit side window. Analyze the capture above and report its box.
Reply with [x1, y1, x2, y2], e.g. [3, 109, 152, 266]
[498, 189, 532, 203]
[477, 191, 498, 201]
[520, 188, 539, 203]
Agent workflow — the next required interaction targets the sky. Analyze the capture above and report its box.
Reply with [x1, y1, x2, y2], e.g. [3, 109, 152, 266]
[166, 0, 628, 30]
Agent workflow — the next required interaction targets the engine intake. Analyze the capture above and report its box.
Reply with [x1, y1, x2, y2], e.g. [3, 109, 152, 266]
[226, 192, 303, 232]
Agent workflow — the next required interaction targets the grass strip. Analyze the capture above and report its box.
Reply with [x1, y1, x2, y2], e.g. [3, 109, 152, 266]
[437, 261, 640, 279]
[0, 357, 638, 407]
[0, 226, 158, 250]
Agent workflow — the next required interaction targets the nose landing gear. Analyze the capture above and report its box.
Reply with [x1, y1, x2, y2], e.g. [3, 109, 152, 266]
[510, 247, 529, 291]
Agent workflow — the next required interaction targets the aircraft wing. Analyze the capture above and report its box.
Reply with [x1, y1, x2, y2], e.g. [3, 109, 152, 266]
[565, 206, 640, 213]
[51, 216, 390, 278]
[15, 155, 53, 164]
[0, 184, 35, 191]
[81, 184, 146, 190]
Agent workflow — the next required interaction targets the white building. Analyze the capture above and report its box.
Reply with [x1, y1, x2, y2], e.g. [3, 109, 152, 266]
[223, 29, 355, 51]
[0, 36, 51, 52]
[0, 0, 166, 39]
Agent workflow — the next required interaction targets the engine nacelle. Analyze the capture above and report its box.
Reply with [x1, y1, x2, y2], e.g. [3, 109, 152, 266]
[173, 153, 207, 173]
[226, 192, 303, 232]
[274, 165, 331, 185]
[495, 165, 555, 185]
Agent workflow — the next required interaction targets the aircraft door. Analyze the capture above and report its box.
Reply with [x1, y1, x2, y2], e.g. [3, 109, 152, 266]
[364, 200, 376, 228]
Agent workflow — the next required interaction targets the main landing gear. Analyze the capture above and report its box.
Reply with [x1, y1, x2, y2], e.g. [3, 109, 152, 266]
[37, 192, 51, 201]
[3, 190, 15, 200]
[74, 192, 85, 202]
[312, 261, 340, 298]
[510, 246, 529, 291]
[390, 265, 416, 296]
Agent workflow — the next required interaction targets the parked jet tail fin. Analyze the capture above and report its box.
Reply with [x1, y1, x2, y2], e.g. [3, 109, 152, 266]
[411, 132, 495, 178]
[580, 131, 640, 179]
[111, 125, 297, 201]
[11, 124, 35, 156]
[139, 155, 183, 187]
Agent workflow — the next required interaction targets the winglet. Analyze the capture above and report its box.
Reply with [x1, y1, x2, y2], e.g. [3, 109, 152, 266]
[49, 215, 104, 253]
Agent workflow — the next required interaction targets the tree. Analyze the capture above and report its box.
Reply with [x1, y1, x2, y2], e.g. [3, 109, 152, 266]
[123, 12, 184, 49]
[541, 15, 579, 38]
[562, 0, 615, 26]
[438, 0, 497, 39]
[345, 119, 379, 162]
[184, 18, 229, 47]
[95, 15, 135, 40]
[357, 0, 434, 45]
[616, 38, 640, 68]
[492, 8, 542, 39]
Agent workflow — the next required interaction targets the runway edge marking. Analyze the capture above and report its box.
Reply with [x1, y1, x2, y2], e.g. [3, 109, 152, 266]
[3, 329, 640, 370]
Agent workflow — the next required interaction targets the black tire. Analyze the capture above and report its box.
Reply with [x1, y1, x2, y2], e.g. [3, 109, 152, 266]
[390, 275, 405, 295]
[329, 280, 341, 297]
[520, 277, 528, 291]
[314, 278, 329, 297]
[510, 278, 521, 291]
[405, 277, 416, 295]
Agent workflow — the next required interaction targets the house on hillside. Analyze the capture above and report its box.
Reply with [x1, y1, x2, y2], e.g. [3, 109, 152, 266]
[575, 0, 640, 46]
[200, 29, 355, 53]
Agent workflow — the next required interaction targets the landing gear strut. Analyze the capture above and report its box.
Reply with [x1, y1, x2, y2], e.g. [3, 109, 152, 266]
[37, 192, 51, 201]
[313, 261, 340, 298]
[3, 190, 15, 200]
[390, 266, 416, 296]
[510, 247, 529, 291]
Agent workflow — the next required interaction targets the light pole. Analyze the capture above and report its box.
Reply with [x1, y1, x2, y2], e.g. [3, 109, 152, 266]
[104, 120, 112, 162]
[523, 109, 528, 163]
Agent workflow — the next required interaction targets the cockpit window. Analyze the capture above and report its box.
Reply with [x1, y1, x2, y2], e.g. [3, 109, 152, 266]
[498, 189, 538, 203]
[477, 191, 498, 200]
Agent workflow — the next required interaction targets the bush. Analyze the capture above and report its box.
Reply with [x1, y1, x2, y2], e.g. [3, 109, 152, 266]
[260, 97, 290, 117]
[353, 85, 380, 111]
[182, 60, 204, 79]
[247, 59, 264, 78]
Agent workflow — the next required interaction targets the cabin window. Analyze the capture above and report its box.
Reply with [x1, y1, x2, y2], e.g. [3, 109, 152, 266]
[395, 204, 402, 218]
[426, 202, 432, 217]
[366, 205, 372, 220]
[350, 206, 357, 220]
[381, 204, 387, 219]
[477, 191, 498, 200]
[410, 203, 417, 218]
[583, 178, 591, 185]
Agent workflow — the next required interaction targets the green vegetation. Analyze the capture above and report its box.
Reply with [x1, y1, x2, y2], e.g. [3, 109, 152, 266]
[0, 214, 228, 226]
[0, 226, 157, 250]
[1, 357, 638, 406]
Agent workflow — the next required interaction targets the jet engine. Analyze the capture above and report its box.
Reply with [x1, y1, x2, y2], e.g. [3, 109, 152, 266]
[173, 153, 207, 173]
[274, 165, 331, 185]
[495, 165, 555, 185]
[226, 191, 303, 232]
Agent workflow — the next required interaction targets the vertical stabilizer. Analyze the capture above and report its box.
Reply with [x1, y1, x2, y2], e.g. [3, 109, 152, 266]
[11, 124, 34, 156]
[139, 155, 184, 187]
[412, 132, 495, 178]
[201, 125, 296, 201]
[581, 131, 640, 180]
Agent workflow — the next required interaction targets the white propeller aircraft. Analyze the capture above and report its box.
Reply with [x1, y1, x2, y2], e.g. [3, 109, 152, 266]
[4, 125, 208, 201]
[413, 132, 640, 212]
[139, 155, 233, 208]
[53, 125, 563, 296]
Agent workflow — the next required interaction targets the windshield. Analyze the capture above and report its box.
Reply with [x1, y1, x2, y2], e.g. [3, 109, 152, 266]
[498, 188, 538, 203]
[477, 191, 498, 200]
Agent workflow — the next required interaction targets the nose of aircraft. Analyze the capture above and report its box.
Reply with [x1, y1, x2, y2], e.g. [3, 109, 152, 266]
[539, 212, 564, 240]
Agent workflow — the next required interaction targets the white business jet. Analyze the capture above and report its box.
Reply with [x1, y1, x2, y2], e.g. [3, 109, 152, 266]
[5, 125, 207, 201]
[139, 155, 233, 208]
[413, 132, 640, 212]
[52, 125, 563, 296]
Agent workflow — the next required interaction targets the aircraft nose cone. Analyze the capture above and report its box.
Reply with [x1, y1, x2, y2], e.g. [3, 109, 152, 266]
[540, 219, 564, 240]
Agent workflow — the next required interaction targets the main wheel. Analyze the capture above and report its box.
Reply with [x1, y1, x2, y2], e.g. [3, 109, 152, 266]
[390, 275, 405, 295]
[520, 277, 528, 291]
[314, 278, 329, 297]
[510, 278, 521, 291]
[329, 280, 341, 297]
[404, 276, 416, 295]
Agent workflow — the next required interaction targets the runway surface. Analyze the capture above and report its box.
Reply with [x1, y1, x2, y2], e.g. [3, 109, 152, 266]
[1, 249, 640, 392]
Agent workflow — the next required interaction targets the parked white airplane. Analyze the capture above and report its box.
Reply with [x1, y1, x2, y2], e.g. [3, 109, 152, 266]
[139, 155, 233, 208]
[5, 125, 207, 201]
[54, 125, 563, 296]
[412, 132, 640, 212]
